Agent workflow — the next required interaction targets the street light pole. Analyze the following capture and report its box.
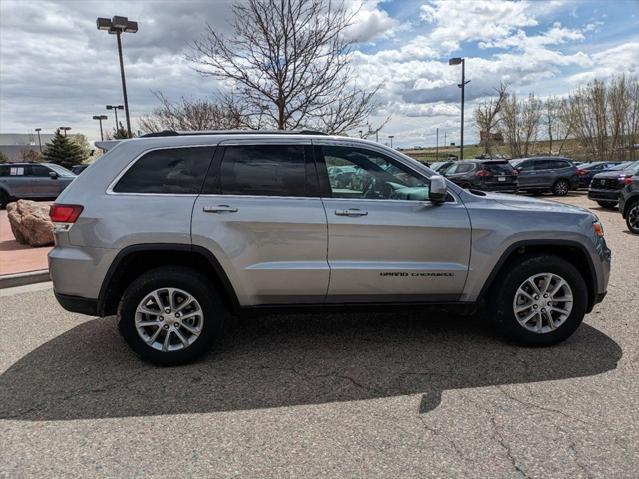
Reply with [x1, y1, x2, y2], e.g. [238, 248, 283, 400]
[115, 31, 132, 137]
[92, 115, 108, 141]
[35, 128, 42, 153]
[106, 105, 124, 131]
[388, 135, 394, 148]
[449, 57, 470, 161]
[436, 128, 439, 161]
[60, 126, 71, 136]
[97, 16, 138, 138]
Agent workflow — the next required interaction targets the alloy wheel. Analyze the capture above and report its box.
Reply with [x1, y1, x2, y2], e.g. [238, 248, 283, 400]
[512, 273, 573, 334]
[135, 287, 203, 352]
[629, 204, 639, 232]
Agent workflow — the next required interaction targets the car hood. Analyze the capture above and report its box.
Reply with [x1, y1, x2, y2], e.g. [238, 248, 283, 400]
[478, 192, 591, 214]
[593, 169, 637, 179]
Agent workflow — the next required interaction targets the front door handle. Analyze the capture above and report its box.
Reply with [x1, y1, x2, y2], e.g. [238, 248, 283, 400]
[203, 205, 238, 213]
[335, 208, 368, 217]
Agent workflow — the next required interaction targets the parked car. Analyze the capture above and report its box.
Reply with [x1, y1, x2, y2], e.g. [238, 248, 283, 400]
[509, 157, 579, 196]
[0, 162, 76, 208]
[619, 174, 639, 234]
[575, 161, 623, 188]
[49, 131, 610, 365]
[588, 161, 639, 209]
[71, 164, 90, 175]
[429, 160, 454, 173]
[442, 159, 518, 193]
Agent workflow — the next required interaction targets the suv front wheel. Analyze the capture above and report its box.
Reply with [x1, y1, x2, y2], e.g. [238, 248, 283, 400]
[626, 200, 639, 234]
[118, 266, 224, 365]
[488, 255, 587, 346]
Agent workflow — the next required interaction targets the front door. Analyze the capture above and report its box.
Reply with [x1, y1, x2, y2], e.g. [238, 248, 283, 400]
[316, 143, 471, 303]
[27, 164, 59, 197]
[191, 142, 329, 306]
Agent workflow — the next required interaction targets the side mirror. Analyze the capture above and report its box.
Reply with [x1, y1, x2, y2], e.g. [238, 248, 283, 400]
[429, 175, 447, 203]
[49, 171, 59, 179]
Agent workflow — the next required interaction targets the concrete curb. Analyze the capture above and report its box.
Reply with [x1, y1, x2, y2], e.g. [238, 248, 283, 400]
[0, 270, 50, 289]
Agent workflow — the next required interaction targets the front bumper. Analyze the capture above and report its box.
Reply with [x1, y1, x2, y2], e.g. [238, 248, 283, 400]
[588, 189, 620, 202]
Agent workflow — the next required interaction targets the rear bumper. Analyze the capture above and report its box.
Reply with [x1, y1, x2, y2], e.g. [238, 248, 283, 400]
[54, 292, 98, 316]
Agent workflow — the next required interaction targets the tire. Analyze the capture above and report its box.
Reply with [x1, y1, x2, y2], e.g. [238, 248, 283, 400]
[626, 200, 639, 234]
[0, 190, 8, 209]
[117, 266, 224, 366]
[551, 179, 570, 196]
[487, 254, 588, 346]
[596, 201, 618, 209]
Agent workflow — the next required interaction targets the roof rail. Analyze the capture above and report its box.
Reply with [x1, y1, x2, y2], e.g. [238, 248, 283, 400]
[140, 129, 328, 138]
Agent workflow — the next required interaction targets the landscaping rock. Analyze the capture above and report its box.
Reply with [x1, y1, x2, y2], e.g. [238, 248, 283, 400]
[6, 200, 54, 247]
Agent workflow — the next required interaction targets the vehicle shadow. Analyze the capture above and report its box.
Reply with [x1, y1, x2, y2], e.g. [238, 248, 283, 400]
[0, 311, 622, 421]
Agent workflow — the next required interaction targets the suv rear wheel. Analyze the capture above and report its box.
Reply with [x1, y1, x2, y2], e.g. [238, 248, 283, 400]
[0, 190, 9, 209]
[626, 200, 639, 234]
[551, 179, 570, 196]
[118, 266, 224, 365]
[488, 255, 587, 346]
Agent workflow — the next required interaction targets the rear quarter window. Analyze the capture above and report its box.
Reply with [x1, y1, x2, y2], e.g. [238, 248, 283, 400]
[113, 147, 215, 194]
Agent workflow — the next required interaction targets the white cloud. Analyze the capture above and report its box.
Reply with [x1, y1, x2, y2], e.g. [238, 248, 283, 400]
[345, 1, 403, 42]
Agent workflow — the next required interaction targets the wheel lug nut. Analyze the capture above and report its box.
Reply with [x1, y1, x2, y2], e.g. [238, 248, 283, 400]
[543, 294, 548, 298]
[175, 312, 181, 318]
[158, 316, 164, 321]
[541, 308, 546, 312]
[533, 305, 538, 309]
[534, 295, 539, 300]
[174, 322, 179, 327]
[163, 324, 169, 330]
[164, 308, 171, 313]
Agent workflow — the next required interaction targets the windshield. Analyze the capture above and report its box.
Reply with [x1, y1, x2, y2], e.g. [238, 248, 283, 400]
[608, 161, 638, 171]
[578, 162, 604, 169]
[47, 164, 76, 177]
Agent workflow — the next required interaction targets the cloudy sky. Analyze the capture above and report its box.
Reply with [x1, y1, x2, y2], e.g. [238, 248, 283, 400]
[1, 0, 638, 147]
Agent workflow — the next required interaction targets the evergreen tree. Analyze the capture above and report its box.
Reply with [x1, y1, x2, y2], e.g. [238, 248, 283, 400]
[42, 129, 86, 169]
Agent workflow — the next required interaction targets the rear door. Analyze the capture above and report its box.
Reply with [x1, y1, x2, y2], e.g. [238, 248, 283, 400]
[191, 141, 329, 306]
[2, 165, 32, 197]
[316, 142, 471, 302]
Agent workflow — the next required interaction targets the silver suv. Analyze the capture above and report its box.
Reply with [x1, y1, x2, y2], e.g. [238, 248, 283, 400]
[49, 131, 611, 365]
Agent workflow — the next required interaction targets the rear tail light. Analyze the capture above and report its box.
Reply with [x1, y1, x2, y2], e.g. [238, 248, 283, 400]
[623, 175, 634, 186]
[475, 170, 492, 177]
[512, 169, 519, 176]
[576, 169, 588, 176]
[50, 204, 84, 223]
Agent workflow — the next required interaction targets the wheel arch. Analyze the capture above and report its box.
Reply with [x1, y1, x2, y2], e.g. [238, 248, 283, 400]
[478, 240, 598, 313]
[622, 193, 639, 218]
[97, 243, 240, 317]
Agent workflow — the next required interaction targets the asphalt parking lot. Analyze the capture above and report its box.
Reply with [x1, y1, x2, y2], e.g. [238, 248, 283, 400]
[1, 192, 637, 478]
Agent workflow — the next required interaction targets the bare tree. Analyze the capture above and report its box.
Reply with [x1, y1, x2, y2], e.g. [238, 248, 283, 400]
[187, 0, 381, 134]
[564, 75, 639, 161]
[139, 92, 248, 133]
[543, 96, 570, 155]
[474, 82, 508, 155]
[499, 92, 542, 158]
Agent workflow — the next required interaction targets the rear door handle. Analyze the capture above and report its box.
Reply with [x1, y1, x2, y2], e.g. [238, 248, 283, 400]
[203, 205, 238, 213]
[335, 208, 368, 217]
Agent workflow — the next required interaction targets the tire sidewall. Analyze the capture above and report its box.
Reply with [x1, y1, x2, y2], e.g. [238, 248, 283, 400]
[626, 202, 639, 234]
[552, 179, 569, 196]
[490, 256, 588, 346]
[118, 268, 222, 365]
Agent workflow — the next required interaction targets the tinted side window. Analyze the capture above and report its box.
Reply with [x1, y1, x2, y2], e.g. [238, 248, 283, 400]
[534, 160, 554, 170]
[219, 145, 307, 197]
[517, 161, 534, 171]
[114, 147, 214, 194]
[0, 165, 8, 176]
[28, 165, 51, 177]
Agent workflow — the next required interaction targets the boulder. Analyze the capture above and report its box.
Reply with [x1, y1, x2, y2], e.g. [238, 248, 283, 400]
[6, 200, 54, 247]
